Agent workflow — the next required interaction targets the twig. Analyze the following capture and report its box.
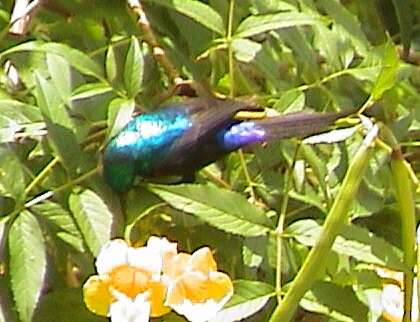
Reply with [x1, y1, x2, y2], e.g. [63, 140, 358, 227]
[127, 0, 182, 85]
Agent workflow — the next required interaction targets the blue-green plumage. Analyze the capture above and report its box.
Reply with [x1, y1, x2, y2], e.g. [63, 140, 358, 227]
[103, 98, 346, 192]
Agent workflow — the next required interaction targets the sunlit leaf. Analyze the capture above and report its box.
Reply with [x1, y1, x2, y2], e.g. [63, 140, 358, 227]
[232, 38, 262, 63]
[106, 45, 117, 83]
[319, 0, 369, 56]
[235, 12, 319, 38]
[0, 100, 43, 143]
[9, 211, 46, 322]
[286, 219, 404, 270]
[106, 98, 135, 139]
[0, 146, 25, 204]
[273, 90, 305, 113]
[210, 280, 275, 322]
[71, 83, 113, 101]
[47, 53, 72, 104]
[150, 0, 225, 35]
[371, 42, 400, 100]
[1, 41, 103, 79]
[31, 201, 84, 252]
[124, 36, 143, 98]
[149, 184, 274, 237]
[69, 189, 113, 255]
[301, 281, 369, 321]
[34, 72, 73, 129]
[303, 126, 358, 144]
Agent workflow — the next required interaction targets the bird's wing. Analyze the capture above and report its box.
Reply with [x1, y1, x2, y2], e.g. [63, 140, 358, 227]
[170, 98, 257, 151]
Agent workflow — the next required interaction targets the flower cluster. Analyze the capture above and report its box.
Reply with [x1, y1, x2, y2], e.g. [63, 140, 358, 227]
[83, 237, 233, 322]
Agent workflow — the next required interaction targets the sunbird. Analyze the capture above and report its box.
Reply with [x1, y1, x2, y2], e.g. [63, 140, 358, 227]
[103, 98, 347, 192]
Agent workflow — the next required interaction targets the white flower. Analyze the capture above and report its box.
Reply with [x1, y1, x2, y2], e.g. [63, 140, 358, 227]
[83, 239, 171, 321]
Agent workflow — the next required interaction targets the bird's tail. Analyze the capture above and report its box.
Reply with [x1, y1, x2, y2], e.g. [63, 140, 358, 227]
[220, 110, 351, 150]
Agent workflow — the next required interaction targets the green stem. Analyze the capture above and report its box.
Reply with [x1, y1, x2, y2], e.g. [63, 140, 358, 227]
[201, 169, 231, 189]
[226, 0, 256, 201]
[417, 225, 420, 319]
[25, 166, 101, 208]
[269, 126, 378, 322]
[24, 156, 59, 194]
[390, 149, 416, 322]
[227, 0, 235, 98]
[276, 143, 301, 302]
[238, 150, 256, 201]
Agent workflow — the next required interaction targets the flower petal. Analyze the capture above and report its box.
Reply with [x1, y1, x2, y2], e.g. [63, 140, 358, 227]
[163, 252, 191, 278]
[128, 246, 163, 277]
[169, 293, 233, 322]
[109, 265, 151, 298]
[148, 280, 171, 317]
[167, 271, 233, 305]
[83, 275, 113, 316]
[187, 247, 217, 274]
[96, 239, 129, 274]
[147, 236, 177, 256]
[110, 291, 151, 322]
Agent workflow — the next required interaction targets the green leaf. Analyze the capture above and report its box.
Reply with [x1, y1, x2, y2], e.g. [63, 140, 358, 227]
[319, 0, 369, 56]
[34, 72, 73, 129]
[0, 146, 25, 204]
[106, 45, 117, 83]
[314, 24, 348, 71]
[286, 219, 404, 270]
[0, 100, 43, 143]
[300, 145, 328, 200]
[150, 0, 225, 35]
[301, 281, 369, 321]
[235, 12, 319, 38]
[391, 0, 413, 54]
[303, 126, 358, 144]
[47, 53, 72, 104]
[149, 184, 274, 237]
[0, 100, 42, 122]
[71, 83, 113, 101]
[273, 89, 305, 113]
[33, 288, 105, 322]
[210, 280, 275, 321]
[124, 187, 164, 241]
[107, 98, 135, 139]
[125, 186, 163, 226]
[31, 201, 84, 252]
[346, 66, 382, 82]
[232, 38, 262, 63]
[124, 36, 144, 98]
[69, 189, 113, 255]
[45, 121, 83, 176]
[0, 216, 8, 258]
[1, 41, 103, 79]
[9, 211, 46, 322]
[371, 42, 400, 100]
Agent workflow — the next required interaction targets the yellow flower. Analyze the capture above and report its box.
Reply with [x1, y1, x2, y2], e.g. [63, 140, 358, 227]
[83, 238, 176, 321]
[83, 237, 233, 322]
[164, 247, 233, 322]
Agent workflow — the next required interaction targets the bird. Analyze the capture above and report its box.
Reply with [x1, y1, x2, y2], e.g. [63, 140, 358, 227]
[103, 97, 348, 192]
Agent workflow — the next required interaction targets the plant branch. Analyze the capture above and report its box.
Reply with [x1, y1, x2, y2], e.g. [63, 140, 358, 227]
[127, 0, 182, 85]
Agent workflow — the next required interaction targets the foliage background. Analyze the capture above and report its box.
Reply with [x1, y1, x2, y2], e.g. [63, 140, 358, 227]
[0, 0, 419, 321]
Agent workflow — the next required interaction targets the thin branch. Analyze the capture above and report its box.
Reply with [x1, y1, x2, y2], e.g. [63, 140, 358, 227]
[127, 0, 182, 85]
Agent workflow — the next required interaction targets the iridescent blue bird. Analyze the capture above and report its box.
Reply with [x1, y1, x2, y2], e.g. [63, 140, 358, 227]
[103, 98, 346, 192]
